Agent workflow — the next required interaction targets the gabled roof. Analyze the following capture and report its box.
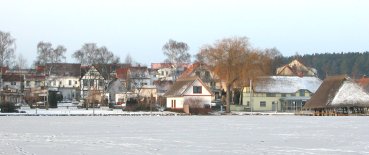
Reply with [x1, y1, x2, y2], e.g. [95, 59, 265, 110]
[151, 63, 173, 70]
[116, 68, 129, 80]
[151, 63, 190, 70]
[254, 76, 322, 93]
[164, 76, 211, 97]
[46, 63, 81, 77]
[81, 64, 131, 79]
[179, 63, 201, 79]
[304, 75, 369, 109]
[0, 67, 8, 74]
[276, 59, 317, 77]
[2, 74, 24, 82]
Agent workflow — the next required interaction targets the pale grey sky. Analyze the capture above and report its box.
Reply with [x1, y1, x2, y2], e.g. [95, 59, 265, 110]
[1, 0, 368, 66]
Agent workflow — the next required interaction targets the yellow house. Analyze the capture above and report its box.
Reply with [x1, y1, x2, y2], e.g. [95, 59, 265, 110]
[233, 76, 322, 112]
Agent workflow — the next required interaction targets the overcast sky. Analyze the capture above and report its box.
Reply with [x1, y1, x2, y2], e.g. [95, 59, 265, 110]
[1, 0, 368, 66]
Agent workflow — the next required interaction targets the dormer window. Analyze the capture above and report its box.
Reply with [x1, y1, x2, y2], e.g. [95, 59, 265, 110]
[193, 86, 202, 94]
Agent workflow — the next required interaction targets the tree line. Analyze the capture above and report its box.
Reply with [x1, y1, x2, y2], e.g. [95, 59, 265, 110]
[272, 52, 369, 79]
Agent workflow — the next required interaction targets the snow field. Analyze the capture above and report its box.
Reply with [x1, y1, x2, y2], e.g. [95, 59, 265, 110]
[0, 116, 368, 155]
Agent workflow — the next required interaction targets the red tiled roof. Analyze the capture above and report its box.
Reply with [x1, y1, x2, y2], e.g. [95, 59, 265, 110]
[116, 68, 129, 80]
[151, 63, 173, 70]
[2, 74, 24, 82]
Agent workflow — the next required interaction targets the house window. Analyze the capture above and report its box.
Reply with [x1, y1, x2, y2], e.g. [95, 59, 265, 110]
[53, 81, 56, 86]
[281, 93, 286, 97]
[260, 101, 266, 107]
[205, 71, 210, 78]
[75, 81, 77, 85]
[69, 80, 72, 86]
[299, 90, 305, 96]
[59, 81, 62, 86]
[89, 79, 94, 86]
[99, 80, 104, 87]
[193, 86, 202, 94]
[161, 71, 164, 75]
[11, 81, 16, 85]
[171, 100, 176, 108]
[83, 80, 88, 86]
[35, 81, 40, 86]
[266, 93, 276, 97]
[195, 71, 200, 77]
[26, 81, 30, 86]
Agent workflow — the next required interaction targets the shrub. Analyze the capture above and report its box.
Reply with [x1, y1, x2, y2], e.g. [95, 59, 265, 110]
[183, 98, 211, 115]
[0, 102, 18, 113]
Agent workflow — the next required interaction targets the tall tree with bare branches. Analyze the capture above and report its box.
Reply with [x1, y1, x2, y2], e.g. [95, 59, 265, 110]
[198, 36, 277, 113]
[162, 39, 191, 80]
[36, 41, 66, 75]
[0, 31, 16, 67]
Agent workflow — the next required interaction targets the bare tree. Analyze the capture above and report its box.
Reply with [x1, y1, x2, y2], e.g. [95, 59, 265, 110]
[162, 39, 191, 80]
[73, 43, 119, 66]
[0, 31, 16, 67]
[73, 43, 98, 66]
[124, 53, 133, 65]
[198, 36, 275, 113]
[96, 46, 120, 64]
[15, 53, 28, 70]
[73, 43, 120, 106]
[36, 41, 66, 75]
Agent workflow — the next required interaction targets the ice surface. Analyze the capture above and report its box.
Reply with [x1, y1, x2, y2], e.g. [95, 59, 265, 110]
[0, 116, 368, 155]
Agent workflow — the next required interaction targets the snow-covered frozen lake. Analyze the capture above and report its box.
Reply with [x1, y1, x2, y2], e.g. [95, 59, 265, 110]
[0, 116, 368, 155]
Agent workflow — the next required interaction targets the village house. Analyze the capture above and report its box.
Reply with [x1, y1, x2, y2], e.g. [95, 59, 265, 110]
[106, 67, 129, 106]
[80, 65, 106, 105]
[151, 63, 189, 81]
[304, 75, 369, 115]
[236, 76, 322, 112]
[0, 73, 24, 104]
[178, 62, 225, 101]
[128, 66, 157, 100]
[276, 59, 318, 77]
[231, 59, 322, 112]
[45, 63, 81, 101]
[164, 77, 212, 110]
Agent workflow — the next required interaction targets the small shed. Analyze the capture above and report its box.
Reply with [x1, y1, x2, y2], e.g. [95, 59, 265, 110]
[304, 75, 369, 115]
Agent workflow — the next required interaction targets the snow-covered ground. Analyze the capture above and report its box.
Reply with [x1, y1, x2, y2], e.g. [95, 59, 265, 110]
[2, 106, 182, 116]
[0, 116, 368, 155]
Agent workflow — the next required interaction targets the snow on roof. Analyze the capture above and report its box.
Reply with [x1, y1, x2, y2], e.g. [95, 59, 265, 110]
[254, 76, 322, 93]
[331, 80, 369, 106]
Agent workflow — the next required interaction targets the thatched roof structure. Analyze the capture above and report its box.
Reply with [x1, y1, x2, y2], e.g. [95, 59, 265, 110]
[304, 75, 369, 109]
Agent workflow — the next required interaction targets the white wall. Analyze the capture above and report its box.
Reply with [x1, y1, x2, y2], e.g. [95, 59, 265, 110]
[183, 80, 212, 96]
[48, 76, 80, 88]
[166, 97, 184, 109]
